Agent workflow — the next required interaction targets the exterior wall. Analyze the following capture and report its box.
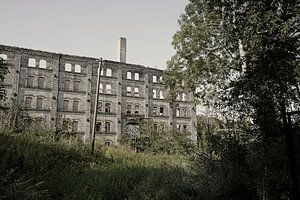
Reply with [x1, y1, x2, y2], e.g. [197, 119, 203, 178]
[0, 44, 197, 144]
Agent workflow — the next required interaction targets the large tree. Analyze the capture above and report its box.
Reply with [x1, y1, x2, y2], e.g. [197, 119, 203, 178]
[165, 0, 300, 198]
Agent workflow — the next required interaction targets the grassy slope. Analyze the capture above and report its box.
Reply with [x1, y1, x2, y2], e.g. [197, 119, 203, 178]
[0, 132, 197, 200]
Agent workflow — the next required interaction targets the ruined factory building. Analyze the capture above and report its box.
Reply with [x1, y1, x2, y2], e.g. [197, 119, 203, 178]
[0, 39, 197, 145]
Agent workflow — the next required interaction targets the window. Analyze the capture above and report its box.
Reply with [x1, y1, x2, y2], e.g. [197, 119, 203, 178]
[134, 73, 139, 80]
[99, 83, 104, 93]
[126, 86, 131, 96]
[39, 60, 47, 69]
[65, 63, 72, 72]
[97, 102, 102, 112]
[176, 124, 181, 131]
[104, 122, 111, 133]
[74, 81, 80, 91]
[159, 90, 164, 99]
[182, 93, 186, 101]
[105, 141, 111, 146]
[183, 124, 187, 131]
[106, 68, 112, 77]
[153, 123, 158, 132]
[183, 108, 187, 117]
[27, 76, 34, 88]
[153, 75, 157, 83]
[63, 99, 69, 111]
[104, 103, 111, 113]
[106, 84, 112, 94]
[0, 54, 7, 61]
[127, 104, 132, 114]
[74, 64, 81, 73]
[135, 105, 139, 114]
[38, 77, 45, 88]
[36, 97, 43, 110]
[25, 96, 33, 109]
[96, 122, 102, 133]
[64, 80, 70, 90]
[176, 108, 180, 117]
[28, 58, 36, 67]
[153, 106, 157, 116]
[153, 89, 157, 98]
[62, 119, 70, 132]
[126, 71, 132, 79]
[72, 121, 79, 132]
[73, 100, 79, 111]
[176, 93, 181, 101]
[134, 87, 139, 97]
[159, 107, 164, 116]
[100, 68, 104, 76]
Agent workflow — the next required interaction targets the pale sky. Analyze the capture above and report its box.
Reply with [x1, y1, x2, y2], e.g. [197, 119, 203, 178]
[0, 0, 188, 69]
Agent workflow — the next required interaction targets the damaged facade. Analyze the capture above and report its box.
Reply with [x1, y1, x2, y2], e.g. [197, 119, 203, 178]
[0, 40, 197, 145]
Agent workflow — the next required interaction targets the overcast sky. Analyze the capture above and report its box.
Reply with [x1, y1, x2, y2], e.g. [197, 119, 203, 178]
[0, 0, 188, 69]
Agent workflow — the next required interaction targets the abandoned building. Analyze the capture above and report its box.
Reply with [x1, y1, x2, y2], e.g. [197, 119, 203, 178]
[0, 38, 197, 145]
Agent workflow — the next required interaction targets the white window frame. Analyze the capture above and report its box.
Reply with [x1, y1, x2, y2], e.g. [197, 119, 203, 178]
[134, 73, 139, 80]
[74, 64, 81, 73]
[28, 58, 36, 67]
[106, 68, 112, 77]
[126, 71, 132, 79]
[65, 63, 72, 72]
[39, 60, 47, 69]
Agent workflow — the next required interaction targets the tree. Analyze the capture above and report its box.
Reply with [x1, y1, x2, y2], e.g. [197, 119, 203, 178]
[165, 0, 300, 199]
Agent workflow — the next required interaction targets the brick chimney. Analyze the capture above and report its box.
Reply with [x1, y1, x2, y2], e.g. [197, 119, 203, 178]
[118, 37, 126, 63]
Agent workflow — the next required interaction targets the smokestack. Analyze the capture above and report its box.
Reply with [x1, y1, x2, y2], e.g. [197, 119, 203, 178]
[118, 37, 126, 63]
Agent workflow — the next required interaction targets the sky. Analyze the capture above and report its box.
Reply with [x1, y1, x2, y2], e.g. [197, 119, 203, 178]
[0, 0, 188, 69]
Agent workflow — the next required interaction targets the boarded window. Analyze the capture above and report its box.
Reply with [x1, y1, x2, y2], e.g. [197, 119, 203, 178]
[38, 77, 45, 88]
[74, 81, 80, 91]
[74, 64, 81, 73]
[63, 99, 69, 111]
[28, 58, 36, 67]
[64, 80, 70, 90]
[72, 121, 79, 132]
[65, 63, 72, 72]
[104, 122, 111, 133]
[73, 100, 79, 111]
[126, 71, 132, 79]
[134, 87, 139, 97]
[106, 68, 112, 77]
[39, 60, 47, 69]
[36, 97, 43, 110]
[25, 97, 33, 109]
[106, 84, 112, 94]
[104, 103, 111, 113]
[134, 73, 139, 80]
[27, 76, 34, 88]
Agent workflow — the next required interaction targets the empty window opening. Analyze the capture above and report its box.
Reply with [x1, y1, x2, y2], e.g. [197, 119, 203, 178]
[183, 124, 187, 131]
[153, 75, 157, 83]
[96, 122, 102, 133]
[176, 93, 181, 101]
[134, 73, 139, 80]
[126, 86, 131, 96]
[64, 80, 70, 90]
[0, 54, 7, 61]
[65, 63, 72, 72]
[106, 68, 112, 77]
[63, 99, 69, 111]
[36, 97, 43, 110]
[159, 107, 164, 116]
[127, 104, 132, 114]
[72, 121, 79, 132]
[27, 76, 34, 88]
[106, 84, 112, 94]
[39, 60, 47, 69]
[153, 106, 157, 116]
[126, 71, 132, 79]
[105, 103, 111, 113]
[104, 122, 111, 133]
[25, 96, 33, 109]
[105, 141, 111, 146]
[97, 102, 102, 112]
[38, 77, 45, 88]
[134, 87, 139, 97]
[28, 58, 36, 67]
[74, 64, 81, 73]
[73, 100, 79, 111]
[176, 108, 180, 117]
[74, 81, 80, 91]
[153, 89, 157, 98]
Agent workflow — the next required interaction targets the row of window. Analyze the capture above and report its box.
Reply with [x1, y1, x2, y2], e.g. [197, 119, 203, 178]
[64, 63, 82, 73]
[126, 86, 139, 97]
[176, 124, 188, 131]
[99, 83, 112, 94]
[24, 96, 45, 110]
[63, 80, 81, 91]
[26, 76, 46, 88]
[153, 106, 165, 116]
[126, 104, 140, 115]
[62, 99, 80, 111]
[27, 58, 47, 69]
[126, 71, 140, 80]
[176, 107, 188, 117]
[153, 89, 164, 99]
[97, 102, 112, 113]
[61, 119, 80, 132]
[176, 93, 187, 101]
[96, 121, 112, 133]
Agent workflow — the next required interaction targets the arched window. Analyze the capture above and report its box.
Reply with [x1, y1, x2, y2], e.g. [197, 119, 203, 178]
[25, 96, 33, 109]
[36, 97, 43, 110]
[106, 84, 112, 94]
[74, 64, 81, 73]
[106, 68, 112, 77]
[176, 108, 180, 117]
[65, 63, 72, 72]
[104, 122, 111, 133]
[38, 77, 45, 88]
[134, 73, 139, 80]
[183, 124, 187, 131]
[182, 93, 186, 101]
[105, 103, 111, 113]
[96, 122, 102, 133]
[73, 100, 79, 111]
[134, 87, 139, 97]
[39, 60, 47, 69]
[153, 106, 157, 116]
[126, 71, 132, 79]
[28, 58, 36, 67]
[97, 102, 102, 112]
[63, 99, 69, 111]
[135, 105, 139, 114]
[0, 54, 7, 61]
[159, 107, 164, 116]
[159, 90, 164, 99]
[72, 121, 79, 132]
[64, 80, 70, 90]
[127, 104, 132, 114]
[27, 76, 34, 88]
